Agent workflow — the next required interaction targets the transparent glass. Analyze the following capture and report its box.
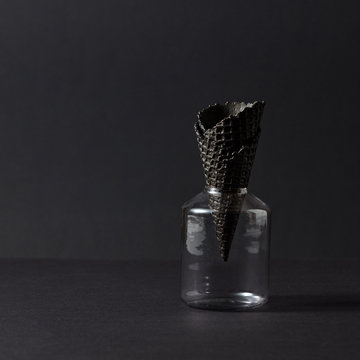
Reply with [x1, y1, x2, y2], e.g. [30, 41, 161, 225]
[181, 189, 270, 311]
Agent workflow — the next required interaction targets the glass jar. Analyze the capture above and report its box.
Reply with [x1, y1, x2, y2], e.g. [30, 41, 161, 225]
[181, 188, 270, 311]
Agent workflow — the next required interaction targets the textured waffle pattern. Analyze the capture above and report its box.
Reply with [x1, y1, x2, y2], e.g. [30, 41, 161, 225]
[208, 192, 246, 261]
[195, 101, 265, 261]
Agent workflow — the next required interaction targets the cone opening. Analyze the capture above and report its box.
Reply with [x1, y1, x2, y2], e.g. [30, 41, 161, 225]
[197, 101, 264, 135]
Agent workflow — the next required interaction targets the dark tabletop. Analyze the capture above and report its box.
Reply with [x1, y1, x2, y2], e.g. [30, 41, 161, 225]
[0, 259, 359, 359]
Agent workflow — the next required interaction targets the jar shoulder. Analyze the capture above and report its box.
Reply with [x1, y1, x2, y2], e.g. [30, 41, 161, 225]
[182, 190, 270, 213]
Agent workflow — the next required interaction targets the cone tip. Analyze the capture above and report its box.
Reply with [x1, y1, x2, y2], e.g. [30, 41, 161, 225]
[220, 250, 229, 262]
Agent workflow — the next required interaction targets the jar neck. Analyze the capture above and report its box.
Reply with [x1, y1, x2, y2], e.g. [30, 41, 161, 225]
[205, 186, 248, 196]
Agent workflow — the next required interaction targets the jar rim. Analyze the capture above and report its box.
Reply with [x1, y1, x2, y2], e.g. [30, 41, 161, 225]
[205, 187, 248, 196]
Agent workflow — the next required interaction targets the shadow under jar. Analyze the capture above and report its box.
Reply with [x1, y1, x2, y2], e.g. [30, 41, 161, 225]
[181, 188, 270, 311]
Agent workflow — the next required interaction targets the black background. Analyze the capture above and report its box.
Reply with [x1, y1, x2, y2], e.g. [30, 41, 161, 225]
[0, 0, 359, 260]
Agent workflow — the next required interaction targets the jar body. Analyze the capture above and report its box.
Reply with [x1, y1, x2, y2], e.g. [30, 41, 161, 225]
[181, 190, 270, 311]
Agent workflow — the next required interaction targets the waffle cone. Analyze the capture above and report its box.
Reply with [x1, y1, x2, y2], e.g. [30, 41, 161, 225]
[195, 101, 265, 261]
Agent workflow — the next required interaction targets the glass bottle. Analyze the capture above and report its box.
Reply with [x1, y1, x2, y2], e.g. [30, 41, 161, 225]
[181, 187, 270, 311]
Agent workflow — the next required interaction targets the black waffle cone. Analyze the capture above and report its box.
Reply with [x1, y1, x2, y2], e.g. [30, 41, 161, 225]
[195, 101, 265, 261]
[208, 191, 246, 261]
